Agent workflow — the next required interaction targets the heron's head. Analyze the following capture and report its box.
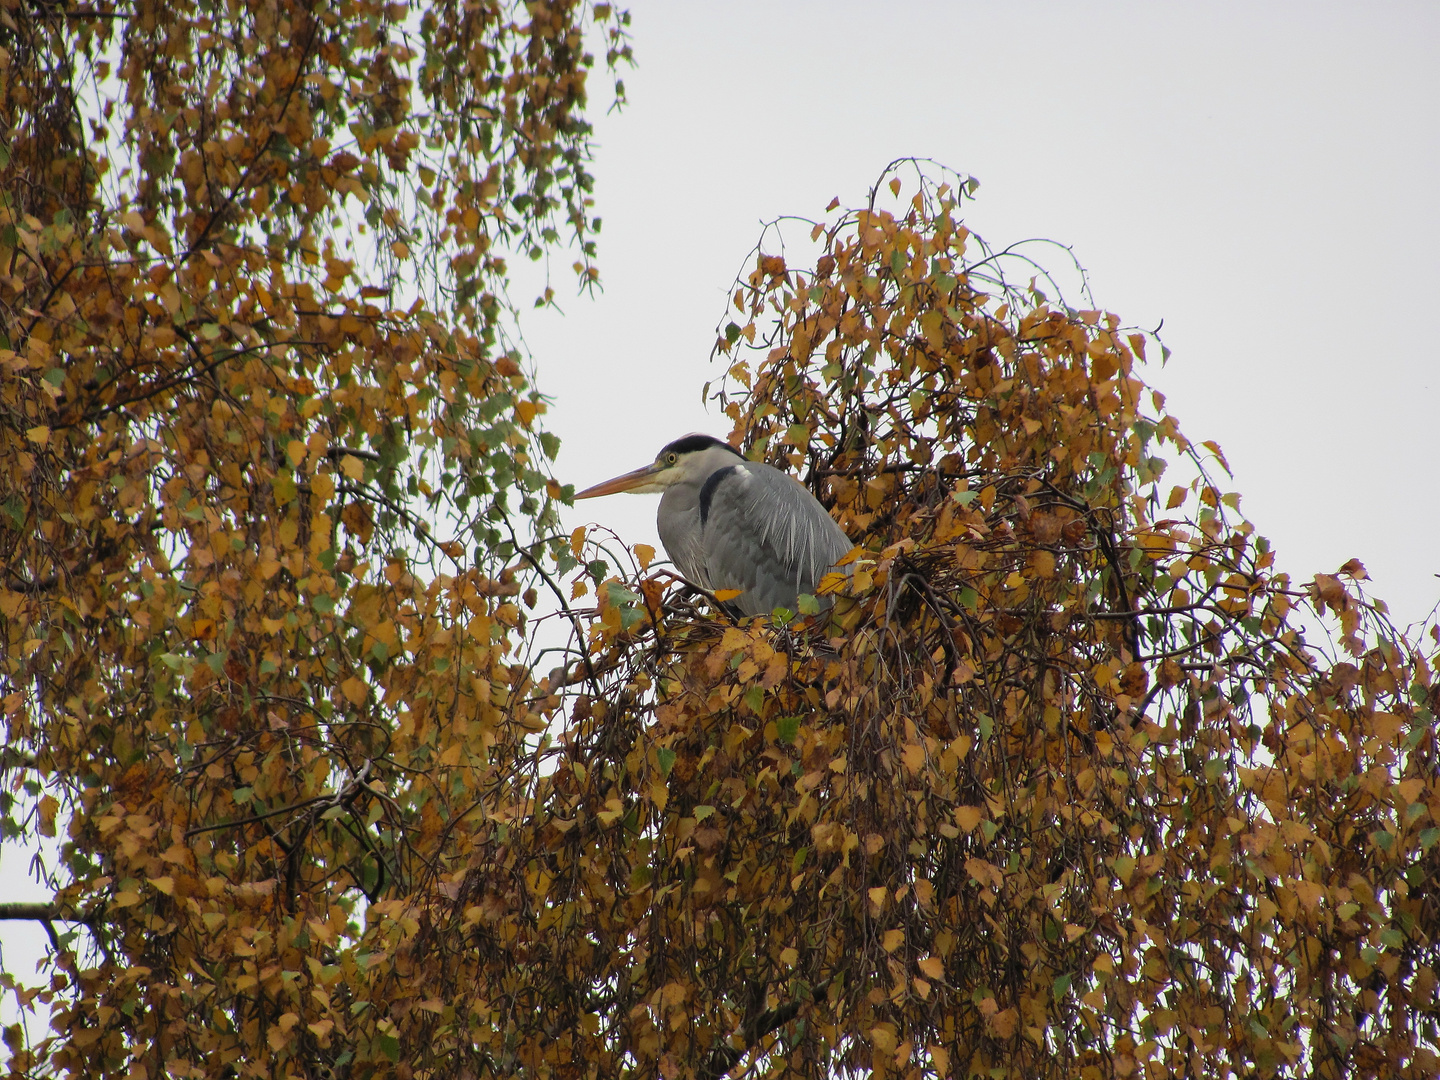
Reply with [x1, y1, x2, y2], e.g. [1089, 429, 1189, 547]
[574, 434, 744, 498]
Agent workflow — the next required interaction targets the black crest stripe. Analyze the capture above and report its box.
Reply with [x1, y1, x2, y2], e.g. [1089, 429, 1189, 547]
[661, 434, 743, 458]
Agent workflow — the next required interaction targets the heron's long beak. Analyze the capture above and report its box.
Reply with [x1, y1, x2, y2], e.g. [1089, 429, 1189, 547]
[574, 462, 664, 499]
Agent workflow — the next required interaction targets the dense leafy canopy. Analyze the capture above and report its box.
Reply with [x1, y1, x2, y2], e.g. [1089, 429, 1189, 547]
[512, 168, 1440, 1079]
[2, 5, 1437, 1079]
[1, 0, 628, 1075]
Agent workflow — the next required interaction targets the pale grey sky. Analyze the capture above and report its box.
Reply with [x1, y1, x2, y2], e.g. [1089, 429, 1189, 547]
[524, 0, 1440, 631]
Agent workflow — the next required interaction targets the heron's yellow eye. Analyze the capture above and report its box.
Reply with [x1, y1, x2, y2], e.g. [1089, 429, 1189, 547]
[665, 453, 677, 465]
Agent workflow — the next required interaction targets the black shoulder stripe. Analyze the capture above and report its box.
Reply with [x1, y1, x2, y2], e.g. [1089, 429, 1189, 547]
[699, 464, 741, 527]
[661, 433, 743, 458]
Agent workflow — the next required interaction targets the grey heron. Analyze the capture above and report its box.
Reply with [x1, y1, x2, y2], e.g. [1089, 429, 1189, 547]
[574, 434, 854, 618]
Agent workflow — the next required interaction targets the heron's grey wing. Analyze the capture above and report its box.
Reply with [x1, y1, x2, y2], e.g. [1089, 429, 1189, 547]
[699, 462, 853, 617]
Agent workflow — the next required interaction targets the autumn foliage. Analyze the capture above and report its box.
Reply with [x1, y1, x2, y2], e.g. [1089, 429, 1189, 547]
[2, 5, 1438, 1080]
[469, 170, 1439, 1079]
[1, 0, 631, 1076]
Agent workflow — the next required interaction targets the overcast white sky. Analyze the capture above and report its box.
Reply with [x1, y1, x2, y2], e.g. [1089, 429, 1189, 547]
[524, 0, 1440, 632]
[4, 0, 1438, 1034]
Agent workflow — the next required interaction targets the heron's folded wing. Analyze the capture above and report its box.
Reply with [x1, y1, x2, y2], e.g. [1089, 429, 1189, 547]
[700, 463, 852, 617]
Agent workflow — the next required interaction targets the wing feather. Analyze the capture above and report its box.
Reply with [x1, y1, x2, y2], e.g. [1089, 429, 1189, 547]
[698, 462, 852, 616]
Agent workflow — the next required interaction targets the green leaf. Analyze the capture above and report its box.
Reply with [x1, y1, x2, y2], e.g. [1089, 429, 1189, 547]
[775, 715, 801, 745]
[379, 1034, 400, 1063]
[657, 748, 676, 776]
[743, 684, 765, 713]
[694, 805, 715, 822]
[1052, 973, 1071, 1000]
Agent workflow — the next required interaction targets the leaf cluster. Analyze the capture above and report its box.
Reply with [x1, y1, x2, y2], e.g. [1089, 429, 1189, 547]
[442, 165, 1440, 1079]
[1, 1, 628, 1076]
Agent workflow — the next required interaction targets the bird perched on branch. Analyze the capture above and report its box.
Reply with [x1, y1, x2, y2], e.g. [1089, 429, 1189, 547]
[575, 434, 854, 618]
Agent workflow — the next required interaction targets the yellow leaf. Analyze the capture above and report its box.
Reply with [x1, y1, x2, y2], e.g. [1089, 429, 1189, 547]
[1166, 485, 1187, 510]
[515, 400, 538, 427]
[954, 806, 982, 832]
[900, 742, 925, 775]
[713, 589, 743, 601]
[917, 955, 944, 980]
[1292, 879, 1324, 913]
[869, 1023, 897, 1054]
[340, 676, 368, 705]
[340, 454, 365, 481]
[1201, 439, 1231, 475]
[634, 543, 655, 570]
[989, 1006, 1018, 1039]
[881, 928, 904, 953]
[1136, 529, 1174, 560]
[867, 886, 887, 916]
[26, 426, 49, 445]
[659, 982, 686, 1008]
[147, 876, 175, 896]
[928, 1046, 950, 1076]
[37, 794, 58, 837]
[779, 947, 798, 967]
